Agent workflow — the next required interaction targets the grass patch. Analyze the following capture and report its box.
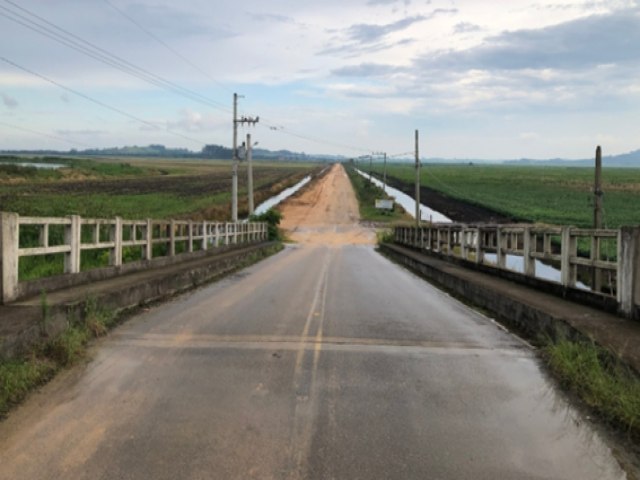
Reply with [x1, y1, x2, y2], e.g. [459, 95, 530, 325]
[0, 296, 115, 417]
[344, 164, 407, 222]
[250, 208, 283, 241]
[0, 359, 57, 416]
[544, 339, 640, 437]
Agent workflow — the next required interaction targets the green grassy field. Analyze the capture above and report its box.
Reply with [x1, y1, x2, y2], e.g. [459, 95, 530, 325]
[370, 163, 640, 228]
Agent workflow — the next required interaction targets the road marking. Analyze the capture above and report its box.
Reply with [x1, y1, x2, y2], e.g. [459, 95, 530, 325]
[287, 248, 331, 479]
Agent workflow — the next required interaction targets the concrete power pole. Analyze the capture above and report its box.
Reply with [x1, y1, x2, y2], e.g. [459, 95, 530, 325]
[231, 93, 259, 222]
[247, 133, 254, 216]
[232, 93, 239, 222]
[369, 154, 373, 183]
[415, 130, 421, 228]
[383, 152, 387, 193]
[594, 145, 603, 229]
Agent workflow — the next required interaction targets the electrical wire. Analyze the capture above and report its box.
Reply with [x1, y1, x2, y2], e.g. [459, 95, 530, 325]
[0, 0, 402, 157]
[257, 117, 371, 154]
[101, 0, 232, 95]
[0, 0, 231, 112]
[0, 120, 94, 148]
[0, 55, 205, 146]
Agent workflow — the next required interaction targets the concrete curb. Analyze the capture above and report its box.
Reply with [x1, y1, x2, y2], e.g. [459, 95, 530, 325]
[0, 242, 281, 360]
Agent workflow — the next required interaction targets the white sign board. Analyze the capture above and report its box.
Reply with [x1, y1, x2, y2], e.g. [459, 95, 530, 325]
[375, 199, 393, 210]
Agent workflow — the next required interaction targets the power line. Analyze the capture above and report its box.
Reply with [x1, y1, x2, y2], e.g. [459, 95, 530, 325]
[101, 0, 232, 95]
[0, 0, 231, 112]
[257, 118, 371, 154]
[0, 120, 95, 148]
[0, 55, 206, 147]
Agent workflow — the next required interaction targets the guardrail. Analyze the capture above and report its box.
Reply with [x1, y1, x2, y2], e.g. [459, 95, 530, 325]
[393, 223, 640, 319]
[1, 212, 268, 304]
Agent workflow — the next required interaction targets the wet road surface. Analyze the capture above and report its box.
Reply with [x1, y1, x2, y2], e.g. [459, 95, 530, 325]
[0, 164, 633, 479]
[0, 244, 631, 479]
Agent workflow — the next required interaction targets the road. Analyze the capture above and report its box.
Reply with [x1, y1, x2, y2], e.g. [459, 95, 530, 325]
[0, 164, 632, 479]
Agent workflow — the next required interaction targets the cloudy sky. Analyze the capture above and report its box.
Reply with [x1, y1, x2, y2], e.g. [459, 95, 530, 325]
[1, 0, 639, 159]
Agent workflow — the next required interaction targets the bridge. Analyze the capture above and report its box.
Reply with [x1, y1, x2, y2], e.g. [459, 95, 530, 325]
[0, 164, 637, 479]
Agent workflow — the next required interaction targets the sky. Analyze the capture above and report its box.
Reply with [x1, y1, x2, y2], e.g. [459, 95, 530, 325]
[0, 0, 639, 159]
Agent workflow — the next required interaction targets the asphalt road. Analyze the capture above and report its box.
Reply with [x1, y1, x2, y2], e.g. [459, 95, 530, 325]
[0, 244, 630, 479]
[0, 165, 633, 479]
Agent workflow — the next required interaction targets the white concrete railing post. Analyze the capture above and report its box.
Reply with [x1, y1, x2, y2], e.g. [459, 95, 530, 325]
[523, 226, 536, 277]
[145, 219, 153, 260]
[560, 226, 577, 287]
[169, 220, 176, 256]
[475, 228, 484, 264]
[1, 212, 19, 304]
[188, 221, 194, 253]
[110, 216, 123, 267]
[201, 221, 208, 251]
[64, 215, 81, 274]
[617, 227, 640, 319]
[460, 227, 468, 260]
[496, 227, 506, 269]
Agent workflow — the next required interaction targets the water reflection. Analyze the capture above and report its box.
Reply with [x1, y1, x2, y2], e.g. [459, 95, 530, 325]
[0, 161, 65, 169]
[253, 176, 311, 215]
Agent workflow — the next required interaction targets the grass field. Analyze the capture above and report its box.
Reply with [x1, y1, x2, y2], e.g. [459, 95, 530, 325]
[0, 156, 320, 220]
[370, 163, 640, 228]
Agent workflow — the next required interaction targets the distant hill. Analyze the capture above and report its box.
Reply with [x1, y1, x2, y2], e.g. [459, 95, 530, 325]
[504, 149, 640, 167]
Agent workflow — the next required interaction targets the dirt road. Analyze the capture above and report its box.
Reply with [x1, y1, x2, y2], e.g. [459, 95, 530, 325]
[279, 163, 375, 245]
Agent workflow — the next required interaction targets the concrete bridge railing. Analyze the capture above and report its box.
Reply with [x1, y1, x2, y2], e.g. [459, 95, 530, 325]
[0, 212, 268, 304]
[393, 223, 640, 319]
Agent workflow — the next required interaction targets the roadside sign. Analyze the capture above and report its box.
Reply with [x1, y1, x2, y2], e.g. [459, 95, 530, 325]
[375, 199, 393, 210]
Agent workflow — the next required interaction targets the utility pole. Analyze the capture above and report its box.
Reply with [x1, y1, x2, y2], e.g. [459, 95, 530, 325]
[231, 92, 259, 222]
[383, 152, 387, 193]
[415, 130, 421, 228]
[247, 133, 254, 216]
[593, 145, 603, 292]
[594, 145, 603, 229]
[369, 154, 373, 183]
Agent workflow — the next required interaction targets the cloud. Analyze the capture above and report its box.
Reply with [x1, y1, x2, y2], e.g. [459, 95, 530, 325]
[367, 0, 411, 5]
[419, 8, 640, 71]
[249, 13, 294, 24]
[453, 22, 482, 34]
[1, 93, 18, 109]
[346, 15, 427, 43]
[332, 63, 401, 77]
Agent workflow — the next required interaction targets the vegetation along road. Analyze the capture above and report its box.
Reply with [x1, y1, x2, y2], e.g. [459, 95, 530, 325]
[0, 164, 634, 479]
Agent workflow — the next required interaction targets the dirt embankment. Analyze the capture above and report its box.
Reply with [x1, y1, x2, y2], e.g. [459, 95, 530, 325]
[383, 174, 517, 224]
